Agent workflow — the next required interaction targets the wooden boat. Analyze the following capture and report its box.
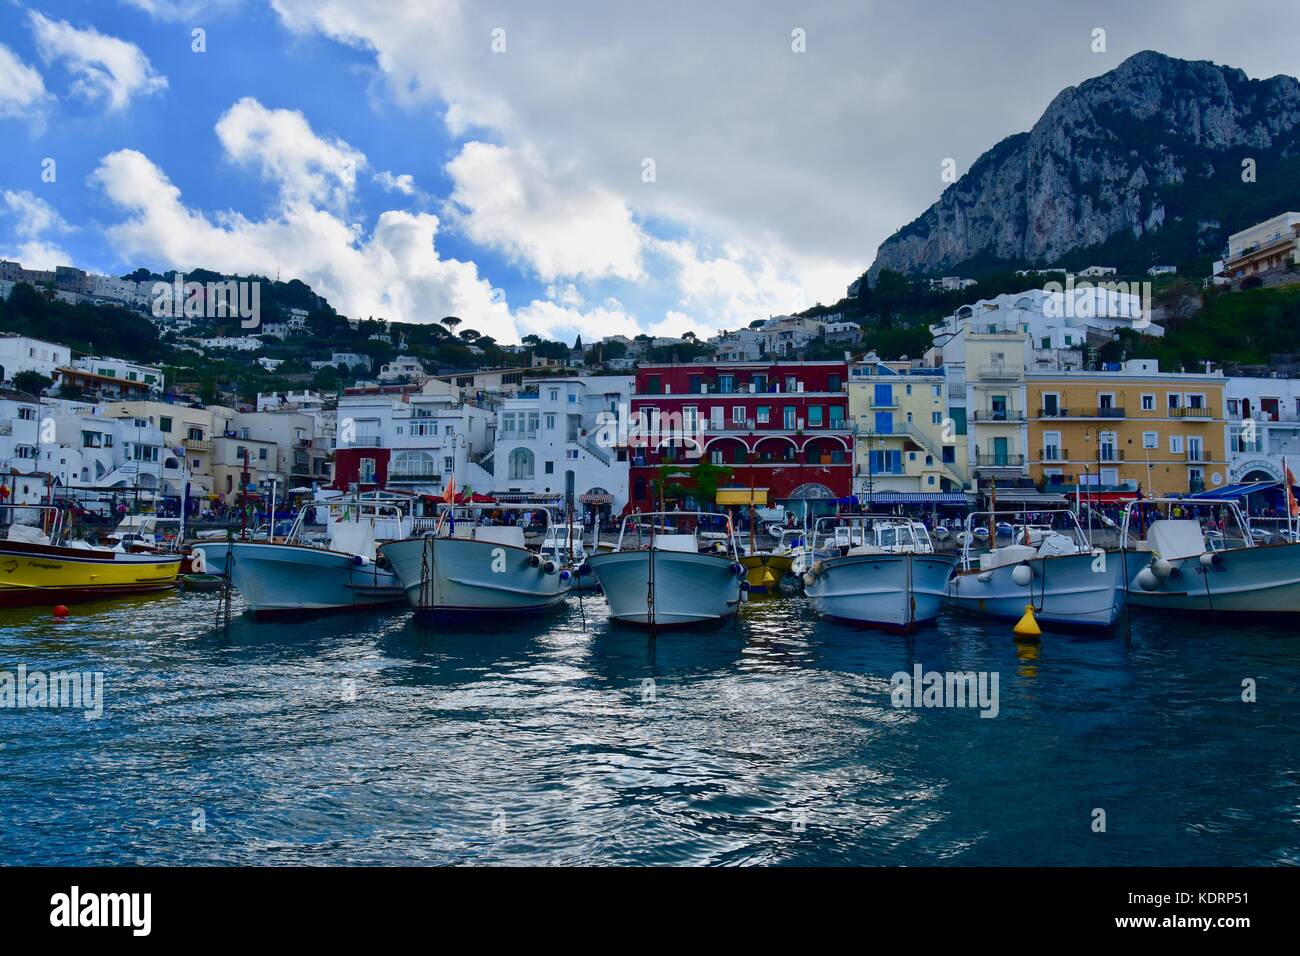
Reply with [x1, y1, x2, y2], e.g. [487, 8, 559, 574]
[0, 505, 180, 608]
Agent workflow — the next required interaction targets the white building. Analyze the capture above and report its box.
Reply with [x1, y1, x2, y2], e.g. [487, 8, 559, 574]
[196, 336, 262, 352]
[331, 352, 372, 372]
[38, 411, 183, 493]
[0, 334, 73, 382]
[1225, 376, 1300, 483]
[377, 355, 427, 382]
[492, 375, 633, 515]
[0, 387, 41, 475]
[72, 356, 165, 393]
[1079, 265, 1118, 277]
[1147, 265, 1177, 276]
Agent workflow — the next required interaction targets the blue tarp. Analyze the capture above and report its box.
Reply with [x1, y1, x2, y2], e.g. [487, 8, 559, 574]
[1187, 481, 1288, 501]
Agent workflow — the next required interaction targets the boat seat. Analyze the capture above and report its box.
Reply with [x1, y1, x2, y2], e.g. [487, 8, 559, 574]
[653, 534, 698, 553]
[978, 544, 1037, 571]
[472, 526, 526, 548]
[1145, 519, 1207, 561]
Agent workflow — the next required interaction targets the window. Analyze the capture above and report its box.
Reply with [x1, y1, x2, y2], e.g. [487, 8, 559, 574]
[545, 414, 557, 430]
[783, 406, 796, 429]
[682, 406, 700, 432]
[1187, 437, 1203, 461]
[187, 426, 203, 441]
[567, 392, 577, 404]
[360, 458, 376, 482]
[873, 383, 893, 407]
[1043, 431, 1062, 459]
[719, 375, 735, 394]
[932, 412, 942, 425]
[1168, 393, 1181, 410]
[17, 406, 35, 420]
[732, 406, 746, 425]
[548, 388, 559, 401]
[710, 406, 724, 429]
[1141, 394, 1155, 412]
[159, 416, 173, 433]
[827, 374, 841, 392]
[1169, 435, 1184, 454]
[259, 448, 268, 461]
[756, 406, 770, 424]
[508, 448, 535, 480]
[1187, 393, 1205, 410]
[191, 459, 200, 469]
[808, 406, 824, 427]
[1099, 431, 1117, 462]
[565, 449, 579, 460]
[829, 406, 844, 428]
[1143, 432, 1158, 449]
[544, 461, 554, 474]
[444, 456, 455, 472]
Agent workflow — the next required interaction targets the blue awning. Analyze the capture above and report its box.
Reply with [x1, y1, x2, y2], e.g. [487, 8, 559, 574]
[860, 492, 970, 505]
[1188, 481, 1285, 501]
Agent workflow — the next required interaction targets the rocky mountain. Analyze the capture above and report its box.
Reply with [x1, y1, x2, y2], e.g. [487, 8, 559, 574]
[869, 51, 1300, 280]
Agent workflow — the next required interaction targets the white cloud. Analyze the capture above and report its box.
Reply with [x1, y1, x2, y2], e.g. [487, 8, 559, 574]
[374, 170, 417, 195]
[0, 43, 49, 125]
[446, 142, 645, 283]
[545, 283, 585, 308]
[28, 11, 167, 111]
[91, 148, 516, 340]
[216, 97, 364, 212]
[120, 1, 243, 20]
[1, 190, 73, 269]
[513, 299, 643, 344]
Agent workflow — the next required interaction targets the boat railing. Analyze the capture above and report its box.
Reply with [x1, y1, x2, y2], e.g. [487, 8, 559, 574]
[0, 502, 67, 545]
[612, 510, 740, 559]
[426, 501, 555, 539]
[810, 514, 932, 557]
[1119, 497, 1254, 551]
[959, 505, 1093, 571]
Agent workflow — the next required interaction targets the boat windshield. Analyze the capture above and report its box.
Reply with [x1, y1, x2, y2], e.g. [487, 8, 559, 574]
[1119, 498, 1254, 551]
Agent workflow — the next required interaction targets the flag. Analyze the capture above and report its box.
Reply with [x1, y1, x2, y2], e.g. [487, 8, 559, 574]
[442, 472, 456, 504]
[1286, 459, 1298, 518]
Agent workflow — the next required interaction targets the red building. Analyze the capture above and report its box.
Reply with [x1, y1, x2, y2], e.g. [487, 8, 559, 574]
[628, 361, 851, 512]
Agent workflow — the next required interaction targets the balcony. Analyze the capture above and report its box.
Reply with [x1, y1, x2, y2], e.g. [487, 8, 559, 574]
[977, 365, 1020, 381]
[1098, 450, 1125, 463]
[972, 408, 1025, 422]
[1169, 407, 1212, 419]
[182, 437, 212, 452]
[1039, 448, 1069, 462]
[1037, 407, 1070, 418]
[388, 466, 443, 482]
[351, 436, 382, 447]
[1095, 406, 1126, 418]
[976, 454, 1025, 467]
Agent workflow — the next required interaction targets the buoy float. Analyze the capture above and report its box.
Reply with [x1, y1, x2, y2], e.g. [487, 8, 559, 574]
[52, 604, 69, 619]
[1013, 603, 1041, 641]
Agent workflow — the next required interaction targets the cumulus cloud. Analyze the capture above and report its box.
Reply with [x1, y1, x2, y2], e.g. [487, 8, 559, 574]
[119, 0, 243, 20]
[91, 148, 516, 340]
[374, 170, 417, 195]
[1, 190, 73, 269]
[0, 43, 49, 125]
[216, 97, 364, 212]
[28, 11, 167, 111]
[446, 142, 645, 283]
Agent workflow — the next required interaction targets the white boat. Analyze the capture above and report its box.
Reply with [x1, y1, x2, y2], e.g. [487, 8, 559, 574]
[586, 511, 745, 626]
[946, 505, 1126, 629]
[1120, 497, 1300, 616]
[803, 515, 956, 630]
[192, 497, 407, 617]
[379, 503, 572, 620]
[540, 522, 598, 591]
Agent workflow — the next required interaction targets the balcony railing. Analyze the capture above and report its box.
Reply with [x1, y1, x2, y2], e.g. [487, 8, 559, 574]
[1095, 406, 1125, 418]
[1039, 448, 1069, 461]
[388, 467, 443, 482]
[351, 437, 382, 447]
[1098, 450, 1125, 462]
[972, 409, 1024, 422]
[182, 438, 212, 451]
[1037, 407, 1070, 418]
[976, 454, 1025, 466]
[1169, 407, 1212, 419]
[977, 365, 1020, 381]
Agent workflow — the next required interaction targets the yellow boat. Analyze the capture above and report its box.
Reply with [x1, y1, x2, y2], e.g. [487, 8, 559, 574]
[739, 552, 794, 592]
[0, 506, 181, 608]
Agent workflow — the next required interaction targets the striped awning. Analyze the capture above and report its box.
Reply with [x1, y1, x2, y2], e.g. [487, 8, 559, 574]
[858, 492, 970, 505]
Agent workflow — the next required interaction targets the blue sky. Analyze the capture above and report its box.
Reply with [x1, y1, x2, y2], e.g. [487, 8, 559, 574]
[2, 1, 1299, 344]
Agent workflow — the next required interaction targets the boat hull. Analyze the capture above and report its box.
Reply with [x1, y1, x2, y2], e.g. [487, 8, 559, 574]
[1123, 542, 1300, 615]
[947, 550, 1126, 629]
[740, 553, 793, 593]
[379, 537, 571, 615]
[224, 542, 404, 616]
[0, 540, 180, 608]
[807, 553, 956, 630]
[587, 549, 742, 625]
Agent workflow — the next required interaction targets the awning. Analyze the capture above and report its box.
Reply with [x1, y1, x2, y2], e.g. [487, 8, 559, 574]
[990, 490, 1069, 503]
[862, 492, 970, 505]
[716, 488, 769, 506]
[579, 492, 614, 504]
[1188, 481, 1286, 500]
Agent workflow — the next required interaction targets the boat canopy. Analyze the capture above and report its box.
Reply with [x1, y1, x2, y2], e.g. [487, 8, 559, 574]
[1187, 481, 1298, 502]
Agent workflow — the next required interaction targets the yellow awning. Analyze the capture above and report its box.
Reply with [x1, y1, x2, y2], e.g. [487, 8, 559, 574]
[716, 488, 769, 506]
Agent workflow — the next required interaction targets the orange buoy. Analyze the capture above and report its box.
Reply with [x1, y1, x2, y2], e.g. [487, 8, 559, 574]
[53, 605, 70, 619]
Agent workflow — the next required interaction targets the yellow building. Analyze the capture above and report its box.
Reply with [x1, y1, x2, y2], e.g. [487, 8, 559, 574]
[1026, 361, 1227, 497]
[964, 329, 1029, 486]
[848, 359, 965, 496]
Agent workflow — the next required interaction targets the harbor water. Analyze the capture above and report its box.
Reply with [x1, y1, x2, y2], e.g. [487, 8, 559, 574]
[1, 589, 1297, 866]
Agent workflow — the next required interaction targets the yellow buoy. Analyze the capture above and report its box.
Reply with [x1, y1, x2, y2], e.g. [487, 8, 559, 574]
[1013, 603, 1041, 641]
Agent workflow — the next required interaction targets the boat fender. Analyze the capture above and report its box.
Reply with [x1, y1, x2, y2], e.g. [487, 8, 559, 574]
[528, 554, 541, 568]
[1151, 558, 1174, 579]
[559, 569, 572, 581]
[578, 563, 591, 576]
[731, 562, 745, 576]
[352, 554, 369, 567]
[801, 572, 816, 588]
[1199, 551, 1221, 567]
[543, 560, 558, 574]
[1136, 568, 1159, 591]
[811, 561, 824, 575]
[1011, 564, 1033, 587]
[977, 571, 993, 584]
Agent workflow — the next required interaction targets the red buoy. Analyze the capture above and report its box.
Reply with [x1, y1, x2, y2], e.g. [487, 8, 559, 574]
[53, 605, 69, 619]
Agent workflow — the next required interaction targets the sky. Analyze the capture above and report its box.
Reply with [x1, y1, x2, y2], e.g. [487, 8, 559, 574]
[1, 1, 1298, 345]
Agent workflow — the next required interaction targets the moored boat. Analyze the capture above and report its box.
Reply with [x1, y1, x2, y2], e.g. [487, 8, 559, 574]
[1120, 497, 1300, 616]
[199, 496, 408, 617]
[803, 515, 955, 630]
[0, 504, 181, 608]
[379, 503, 572, 620]
[587, 511, 745, 626]
[946, 505, 1125, 630]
